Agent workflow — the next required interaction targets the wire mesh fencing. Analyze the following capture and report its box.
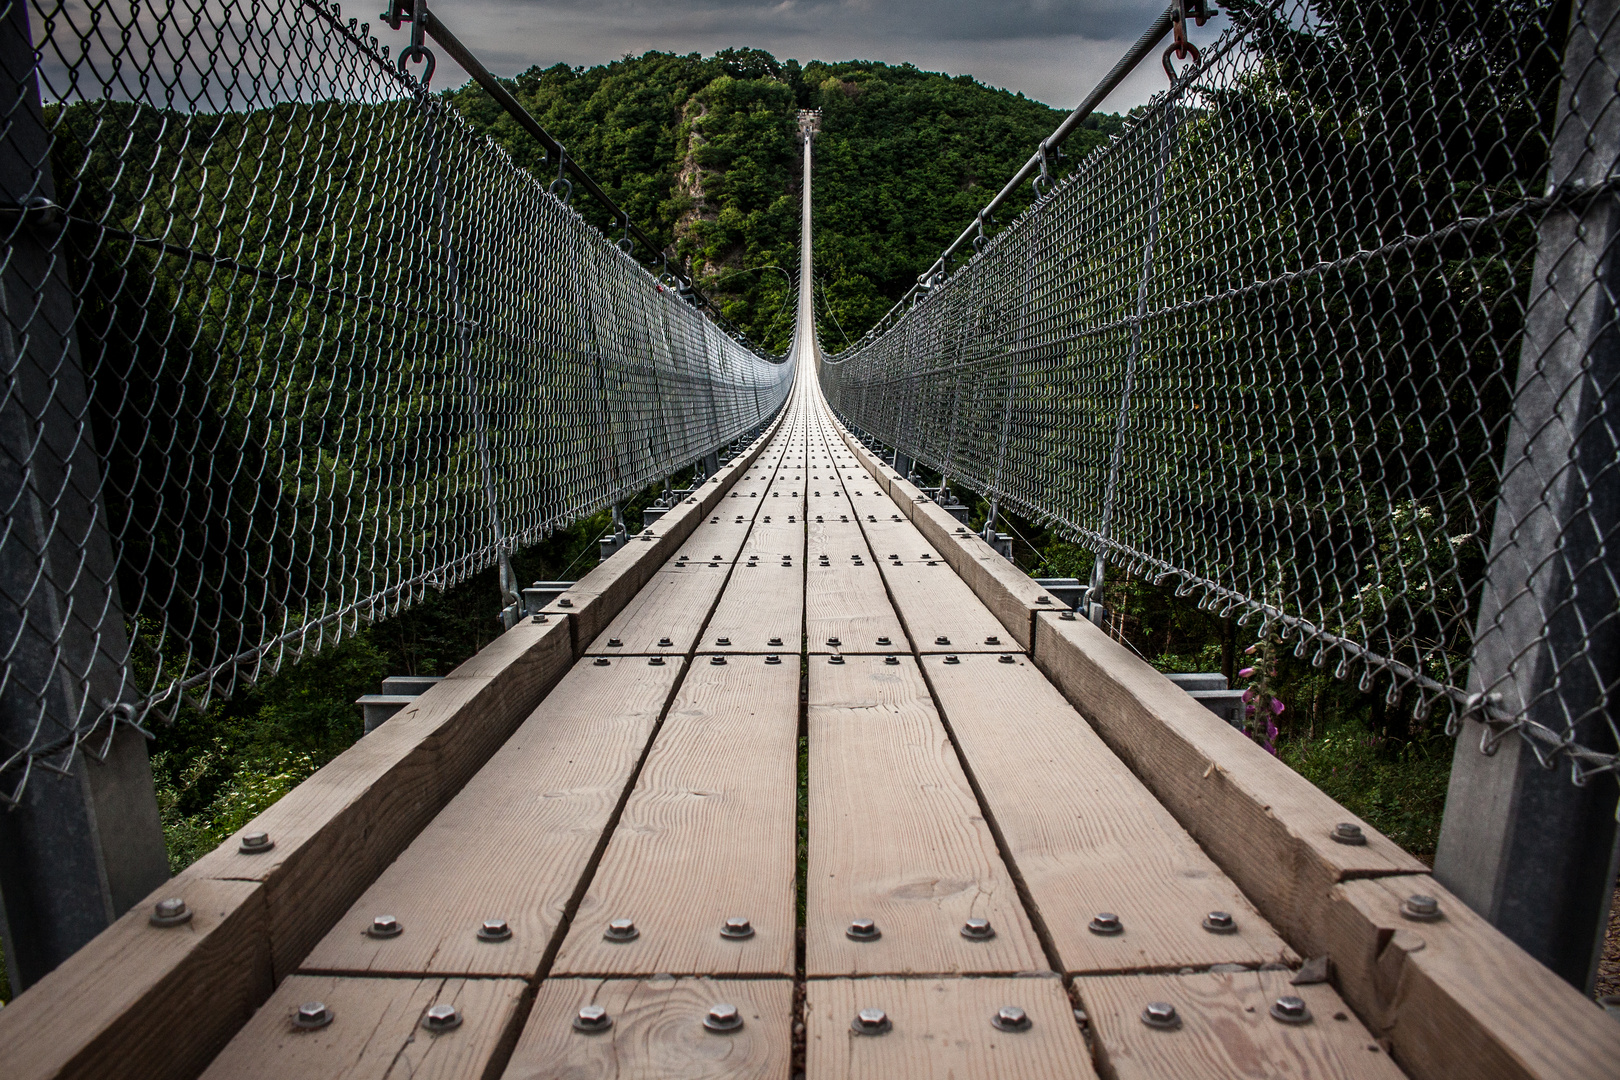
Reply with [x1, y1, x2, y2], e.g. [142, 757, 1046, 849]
[821, 0, 1620, 785]
[0, 0, 791, 804]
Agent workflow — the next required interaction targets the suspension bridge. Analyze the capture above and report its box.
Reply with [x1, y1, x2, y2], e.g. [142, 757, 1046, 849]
[2, 0, 1620, 1078]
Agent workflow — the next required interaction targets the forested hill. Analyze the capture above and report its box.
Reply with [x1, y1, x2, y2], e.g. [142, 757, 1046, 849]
[448, 49, 1124, 352]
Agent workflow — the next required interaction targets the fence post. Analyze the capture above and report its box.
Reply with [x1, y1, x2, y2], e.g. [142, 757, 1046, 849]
[1433, 0, 1620, 991]
[0, 1, 169, 990]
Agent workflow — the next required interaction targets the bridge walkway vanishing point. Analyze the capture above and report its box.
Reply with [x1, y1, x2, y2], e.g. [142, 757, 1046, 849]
[7, 47, 1620, 1080]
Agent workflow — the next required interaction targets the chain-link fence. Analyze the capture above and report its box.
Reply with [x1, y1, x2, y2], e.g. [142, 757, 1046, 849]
[0, 0, 792, 805]
[821, 0, 1619, 785]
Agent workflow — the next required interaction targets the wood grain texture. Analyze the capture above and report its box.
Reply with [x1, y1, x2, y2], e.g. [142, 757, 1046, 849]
[0, 878, 270, 1080]
[200, 973, 526, 1080]
[806, 655, 1046, 976]
[739, 478, 805, 561]
[1077, 969, 1404, 1080]
[803, 976, 1095, 1080]
[586, 565, 732, 654]
[805, 563, 907, 653]
[553, 658, 799, 975]
[301, 659, 679, 977]
[506, 977, 791, 1080]
[924, 653, 1295, 973]
[705, 562, 805, 653]
[675, 518, 759, 563]
[1031, 611, 1424, 957]
[876, 560, 1018, 653]
[1317, 874, 1620, 1080]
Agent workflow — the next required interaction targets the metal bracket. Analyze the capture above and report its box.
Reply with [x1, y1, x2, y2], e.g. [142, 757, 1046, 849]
[383, 0, 435, 87]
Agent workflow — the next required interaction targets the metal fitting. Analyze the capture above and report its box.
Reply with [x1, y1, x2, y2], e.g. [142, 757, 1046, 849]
[422, 1004, 462, 1032]
[1202, 911, 1237, 934]
[239, 831, 275, 854]
[294, 1001, 334, 1030]
[594, 658, 611, 666]
[1060, 611, 1077, 621]
[992, 1005, 1031, 1032]
[766, 655, 782, 664]
[704, 1003, 745, 1033]
[150, 897, 193, 927]
[649, 656, 666, 666]
[573, 1004, 613, 1033]
[935, 636, 951, 645]
[721, 916, 755, 939]
[605, 918, 640, 941]
[999, 655, 1015, 664]
[477, 918, 512, 942]
[884, 655, 899, 665]
[559, 598, 573, 608]
[659, 637, 674, 647]
[851, 1007, 892, 1035]
[943, 655, 960, 664]
[769, 637, 784, 647]
[985, 636, 1000, 645]
[368, 914, 403, 938]
[961, 917, 996, 941]
[827, 637, 841, 646]
[716, 637, 732, 646]
[846, 917, 881, 941]
[1400, 894, 1443, 921]
[876, 637, 891, 646]
[1270, 996, 1312, 1024]
[1331, 822, 1367, 845]
[711, 656, 728, 665]
[1141, 1001, 1181, 1029]
[1088, 912, 1123, 936]
[829, 655, 845, 665]
[607, 638, 623, 647]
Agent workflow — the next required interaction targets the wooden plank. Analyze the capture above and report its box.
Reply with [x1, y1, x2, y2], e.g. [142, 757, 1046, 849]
[586, 565, 731, 654]
[806, 654, 1045, 976]
[704, 562, 804, 653]
[924, 653, 1295, 973]
[553, 657, 799, 976]
[674, 516, 758, 563]
[1077, 969, 1404, 1080]
[740, 482, 805, 562]
[876, 560, 1017, 653]
[804, 562, 906, 654]
[1315, 874, 1620, 1080]
[505, 977, 791, 1080]
[0, 879, 270, 1080]
[804, 976, 1095, 1080]
[201, 973, 525, 1080]
[906, 498, 1057, 651]
[301, 658, 679, 977]
[1030, 610, 1425, 955]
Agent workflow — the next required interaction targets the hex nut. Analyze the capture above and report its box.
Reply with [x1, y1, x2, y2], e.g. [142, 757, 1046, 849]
[1202, 911, 1237, 934]
[1088, 912, 1123, 936]
[604, 918, 640, 942]
[716, 637, 732, 646]
[1141, 1001, 1181, 1030]
[884, 655, 900, 665]
[985, 636, 1001, 645]
[992, 1005, 1032, 1032]
[846, 917, 881, 941]
[477, 919, 513, 942]
[294, 1001, 334, 1030]
[943, 655, 960, 664]
[876, 637, 891, 646]
[704, 1003, 745, 1033]
[999, 655, 1016, 664]
[558, 598, 573, 608]
[827, 637, 842, 647]
[422, 1004, 462, 1032]
[961, 917, 996, 941]
[573, 1004, 613, 1034]
[1331, 822, 1367, 846]
[1270, 996, 1312, 1024]
[769, 637, 784, 646]
[935, 636, 951, 645]
[1060, 611, 1077, 621]
[532, 613, 548, 624]
[368, 915, 403, 938]
[649, 656, 666, 666]
[150, 897, 193, 927]
[711, 655, 728, 666]
[1400, 894, 1443, 922]
[828, 655, 845, 664]
[659, 637, 674, 647]
[239, 831, 275, 854]
[593, 658, 611, 666]
[721, 916, 755, 940]
[607, 638, 623, 648]
[851, 1007, 892, 1035]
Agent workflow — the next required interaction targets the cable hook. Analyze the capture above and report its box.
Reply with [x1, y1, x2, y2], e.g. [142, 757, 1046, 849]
[384, 0, 435, 87]
[617, 211, 635, 255]
[548, 148, 574, 204]
[1163, 0, 1202, 83]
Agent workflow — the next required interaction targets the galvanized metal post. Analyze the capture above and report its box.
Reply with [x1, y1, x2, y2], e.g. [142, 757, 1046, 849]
[0, 2, 169, 990]
[1433, 0, 1620, 992]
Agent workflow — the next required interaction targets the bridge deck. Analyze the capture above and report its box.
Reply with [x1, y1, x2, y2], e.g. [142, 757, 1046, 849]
[191, 375, 1408, 1080]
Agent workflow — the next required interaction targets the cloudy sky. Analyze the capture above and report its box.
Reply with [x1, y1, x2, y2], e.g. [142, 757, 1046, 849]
[395, 0, 1225, 110]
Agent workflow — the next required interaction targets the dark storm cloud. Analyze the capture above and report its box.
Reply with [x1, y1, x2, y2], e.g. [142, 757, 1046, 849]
[393, 0, 1223, 108]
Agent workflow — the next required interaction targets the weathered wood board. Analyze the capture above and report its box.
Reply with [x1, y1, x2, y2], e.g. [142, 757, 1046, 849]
[553, 657, 799, 976]
[704, 561, 804, 653]
[806, 654, 1045, 976]
[586, 565, 732, 654]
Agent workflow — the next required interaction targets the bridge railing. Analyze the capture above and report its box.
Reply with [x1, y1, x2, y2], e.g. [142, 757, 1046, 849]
[0, 0, 792, 814]
[820, 0, 1620, 985]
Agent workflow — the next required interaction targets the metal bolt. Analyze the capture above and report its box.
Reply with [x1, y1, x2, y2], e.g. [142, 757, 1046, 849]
[766, 655, 781, 664]
[828, 655, 845, 665]
[716, 637, 732, 646]
[999, 654, 1015, 664]
[720, 916, 755, 939]
[935, 636, 951, 645]
[992, 1005, 1031, 1032]
[294, 1001, 334, 1030]
[884, 655, 899, 665]
[769, 637, 783, 646]
[846, 917, 881, 941]
[422, 1003, 462, 1032]
[604, 918, 639, 942]
[1400, 894, 1443, 921]
[368, 914, 402, 938]
[1088, 912, 1123, 935]
[851, 1007, 892, 1035]
[1141, 1001, 1181, 1030]
[607, 638, 623, 647]
[559, 598, 573, 608]
[985, 636, 1000, 645]
[150, 897, 193, 927]
[1060, 611, 1077, 621]
[532, 613, 548, 623]
[649, 656, 665, 666]
[944, 655, 960, 664]
[1331, 822, 1367, 846]
[594, 657, 611, 666]
[1037, 596, 1051, 604]
[477, 918, 512, 942]
[573, 1005, 613, 1034]
[827, 636, 841, 646]
[961, 917, 996, 941]
[876, 636, 891, 645]
[1202, 911, 1237, 934]
[239, 831, 275, 854]
[1270, 996, 1312, 1024]
[659, 637, 674, 647]
[704, 1003, 745, 1033]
